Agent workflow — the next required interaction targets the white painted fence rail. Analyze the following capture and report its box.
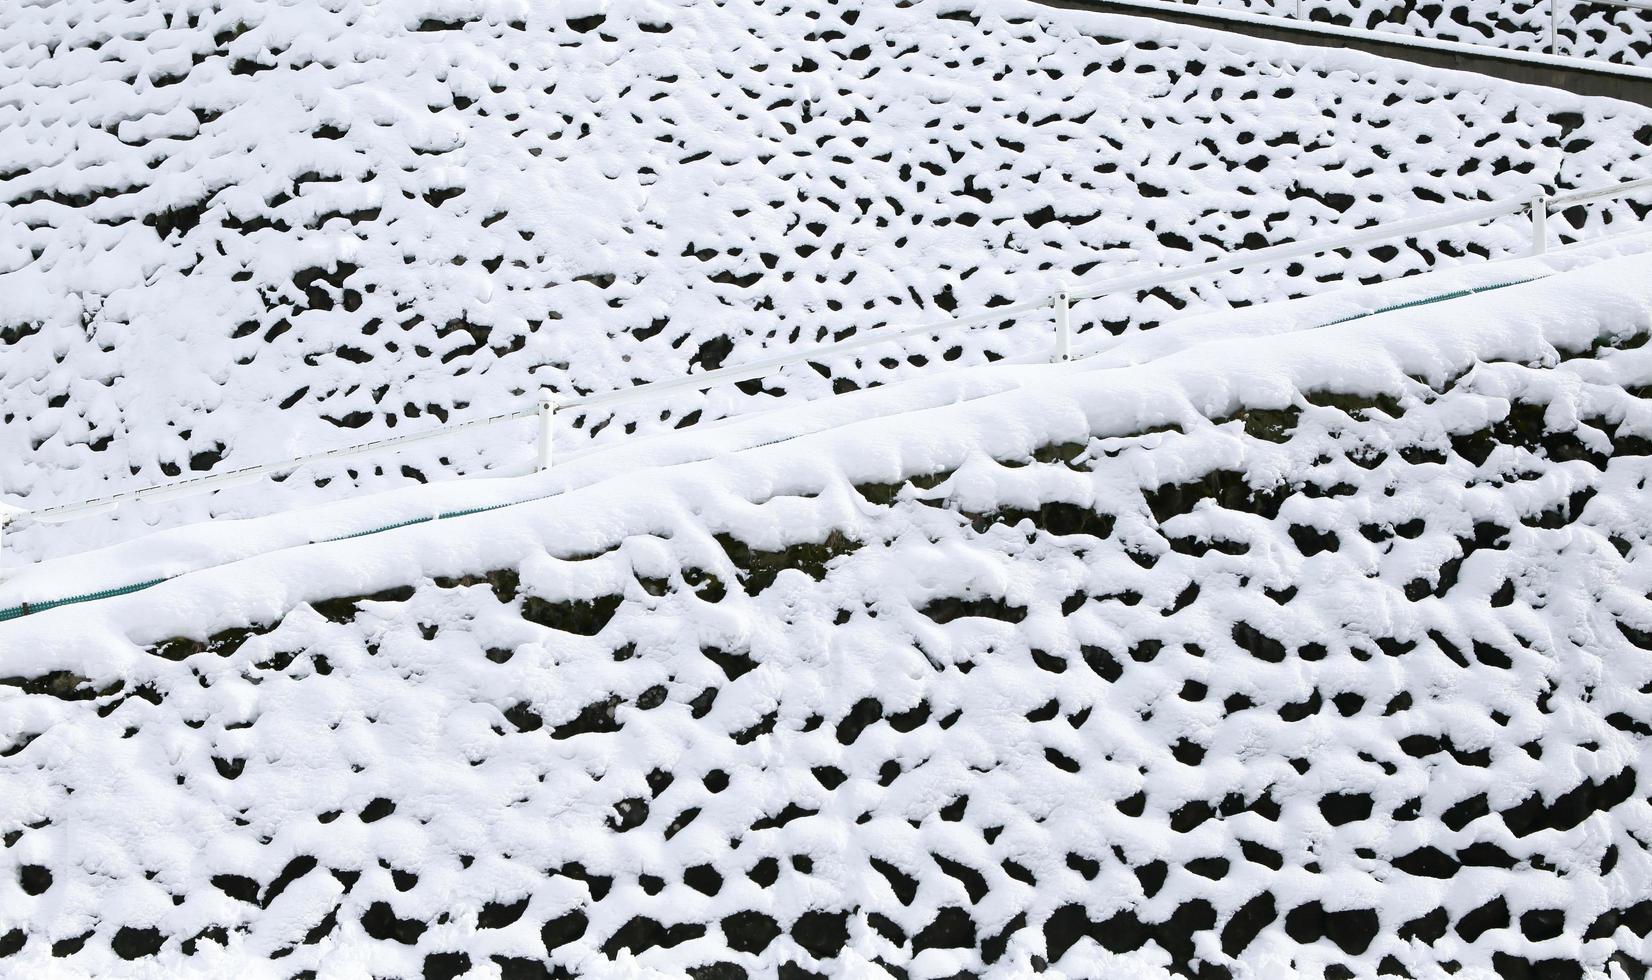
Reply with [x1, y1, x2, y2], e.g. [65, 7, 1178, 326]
[3, 175, 1651, 569]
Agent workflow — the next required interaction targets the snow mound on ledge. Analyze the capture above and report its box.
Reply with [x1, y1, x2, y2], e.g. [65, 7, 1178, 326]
[3, 0, 1651, 561]
[3, 246, 1652, 978]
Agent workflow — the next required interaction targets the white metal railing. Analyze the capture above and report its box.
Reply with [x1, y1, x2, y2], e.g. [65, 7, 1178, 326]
[2, 175, 1650, 570]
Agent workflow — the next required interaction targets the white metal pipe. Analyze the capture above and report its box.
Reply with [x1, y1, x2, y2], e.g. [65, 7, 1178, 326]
[27, 501, 118, 525]
[1053, 280, 1072, 362]
[1550, 0, 1557, 55]
[556, 297, 1053, 414]
[1547, 174, 1652, 208]
[16, 408, 537, 527]
[136, 470, 267, 506]
[1068, 193, 1531, 303]
[1531, 195, 1549, 255]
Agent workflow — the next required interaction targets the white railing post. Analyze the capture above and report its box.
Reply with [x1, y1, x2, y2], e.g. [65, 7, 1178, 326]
[536, 388, 558, 471]
[1531, 195, 1548, 255]
[1053, 282, 1073, 363]
[1549, 0, 1557, 54]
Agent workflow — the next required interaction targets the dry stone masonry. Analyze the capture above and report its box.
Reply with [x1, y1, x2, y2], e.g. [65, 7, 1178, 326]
[1, 0, 1650, 559]
[5, 0, 1652, 976]
[3, 257, 1652, 977]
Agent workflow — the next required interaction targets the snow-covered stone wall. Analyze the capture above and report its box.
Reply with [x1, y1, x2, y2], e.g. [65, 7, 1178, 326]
[2, 0, 1650, 561]
[3, 245, 1652, 978]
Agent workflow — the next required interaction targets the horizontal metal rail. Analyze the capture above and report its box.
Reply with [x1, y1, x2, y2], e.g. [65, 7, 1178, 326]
[16, 408, 537, 528]
[1548, 174, 1652, 208]
[1065, 193, 1533, 302]
[555, 297, 1054, 415]
[3, 174, 1650, 573]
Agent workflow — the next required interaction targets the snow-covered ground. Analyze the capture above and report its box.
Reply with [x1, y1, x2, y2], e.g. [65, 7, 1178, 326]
[4, 233, 1652, 977]
[3, 0, 1651, 562]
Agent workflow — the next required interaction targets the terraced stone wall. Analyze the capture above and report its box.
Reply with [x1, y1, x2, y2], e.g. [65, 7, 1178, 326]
[4, 298, 1650, 978]
[2, 0, 1650, 558]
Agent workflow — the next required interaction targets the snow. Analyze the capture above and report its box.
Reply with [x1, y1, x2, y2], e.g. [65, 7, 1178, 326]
[3, 232, 1652, 977]
[3, 0, 1651, 562]
[6, 0, 1652, 976]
